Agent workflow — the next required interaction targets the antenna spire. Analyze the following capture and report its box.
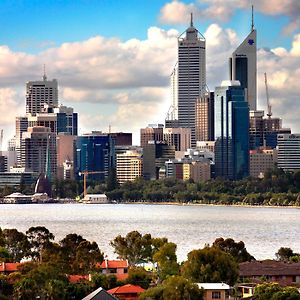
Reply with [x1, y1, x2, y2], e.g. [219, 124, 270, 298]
[251, 5, 254, 31]
[43, 64, 47, 81]
[190, 13, 193, 27]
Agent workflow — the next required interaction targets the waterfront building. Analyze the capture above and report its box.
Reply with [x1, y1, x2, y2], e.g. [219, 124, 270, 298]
[250, 148, 277, 178]
[277, 134, 300, 171]
[140, 124, 164, 148]
[229, 12, 257, 110]
[75, 133, 115, 181]
[26, 75, 58, 115]
[0, 172, 35, 188]
[163, 127, 191, 151]
[21, 126, 57, 178]
[116, 150, 143, 184]
[195, 92, 214, 142]
[214, 81, 249, 180]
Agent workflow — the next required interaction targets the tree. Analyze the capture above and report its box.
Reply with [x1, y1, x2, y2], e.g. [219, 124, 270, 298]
[254, 283, 300, 300]
[126, 267, 152, 289]
[139, 276, 203, 300]
[26, 226, 54, 261]
[13, 278, 39, 300]
[0, 247, 10, 262]
[181, 246, 238, 286]
[44, 279, 68, 300]
[106, 168, 119, 192]
[212, 237, 255, 262]
[110, 231, 167, 265]
[75, 241, 104, 273]
[275, 247, 299, 261]
[153, 242, 179, 281]
[3, 229, 30, 262]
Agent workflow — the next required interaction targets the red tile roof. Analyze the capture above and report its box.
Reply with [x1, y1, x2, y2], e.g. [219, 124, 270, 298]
[100, 260, 129, 269]
[108, 284, 145, 295]
[68, 275, 90, 283]
[240, 260, 300, 277]
[0, 262, 21, 272]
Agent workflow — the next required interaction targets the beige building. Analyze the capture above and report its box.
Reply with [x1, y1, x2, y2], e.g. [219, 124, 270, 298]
[250, 148, 277, 178]
[163, 127, 191, 151]
[57, 134, 76, 180]
[140, 124, 164, 148]
[116, 150, 143, 184]
[190, 160, 211, 182]
[197, 283, 231, 300]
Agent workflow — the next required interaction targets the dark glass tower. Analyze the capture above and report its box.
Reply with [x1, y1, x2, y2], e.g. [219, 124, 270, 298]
[214, 82, 249, 180]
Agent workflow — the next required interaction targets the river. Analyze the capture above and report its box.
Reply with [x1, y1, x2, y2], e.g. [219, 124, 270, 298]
[1, 203, 299, 261]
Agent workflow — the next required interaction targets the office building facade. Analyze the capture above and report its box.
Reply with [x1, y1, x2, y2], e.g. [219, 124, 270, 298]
[277, 134, 300, 171]
[140, 124, 164, 148]
[163, 127, 191, 151]
[26, 76, 58, 115]
[75, 133, 115, 181]
[214, 81, 249, 180]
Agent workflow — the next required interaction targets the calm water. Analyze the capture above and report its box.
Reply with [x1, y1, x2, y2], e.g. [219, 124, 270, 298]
[1, 204, 299, 261]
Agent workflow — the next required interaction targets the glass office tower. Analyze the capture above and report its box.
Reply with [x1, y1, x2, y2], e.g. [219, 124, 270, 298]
[214, 81, 249, 180]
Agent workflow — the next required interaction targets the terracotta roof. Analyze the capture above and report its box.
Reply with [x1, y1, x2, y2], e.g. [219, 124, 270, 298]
[239, 260, 300, 277]
[107, 284, 145, 295]
[100, 260, 129, 269]
[0, 262, 21, 272]
[68, 275, 90, 283]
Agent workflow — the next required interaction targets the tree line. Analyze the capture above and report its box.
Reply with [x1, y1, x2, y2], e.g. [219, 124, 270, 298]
[1, 226, 300, 299]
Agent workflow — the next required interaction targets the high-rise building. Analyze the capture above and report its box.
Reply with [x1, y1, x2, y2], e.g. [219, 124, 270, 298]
[26, 75, 58, 115]
[140, 124, 164, 148]
[143, 141, 175, 180]
[214, 81, 249, 180]
[109, 132, 132, 146]
[163, 127, 191, 151]
[195, 92, 214, 142]
[277, 134, 300, 171]
[116, 150, 143, 184]
[75, 133, 115, 181]
[21, 126, 57, 178]
[250, 148, 277, 178]
[177, 15, 206, 147]
[15, 116, 29, 164]
[229, 11, 257, 110]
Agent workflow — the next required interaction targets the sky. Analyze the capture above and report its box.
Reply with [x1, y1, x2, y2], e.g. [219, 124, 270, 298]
[0, 0, 300, 147]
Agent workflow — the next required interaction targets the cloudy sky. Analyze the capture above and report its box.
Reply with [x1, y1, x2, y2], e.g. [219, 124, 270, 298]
[0, 0, 300, 146]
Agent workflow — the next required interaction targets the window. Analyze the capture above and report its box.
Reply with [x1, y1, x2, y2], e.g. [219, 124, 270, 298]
[212, 291, 221, 299]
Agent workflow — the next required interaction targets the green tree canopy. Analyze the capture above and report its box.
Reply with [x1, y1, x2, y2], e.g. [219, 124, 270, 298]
[181, 246, 238, 286]
[275, 247, 299, 261]
[254, 283, 300, 300]
[212, 237, 255, 262]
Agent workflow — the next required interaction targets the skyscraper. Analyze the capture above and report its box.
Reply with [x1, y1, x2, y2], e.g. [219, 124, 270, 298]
[177, 14, 206, 147]
[229, 8, 257, 110]
[26, 74, 58, 115]
[214, 81, 249, 180]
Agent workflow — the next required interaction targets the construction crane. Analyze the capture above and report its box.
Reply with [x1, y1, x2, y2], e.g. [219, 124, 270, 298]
[79, 170, 105, 198]
[264, 72, 272, 118]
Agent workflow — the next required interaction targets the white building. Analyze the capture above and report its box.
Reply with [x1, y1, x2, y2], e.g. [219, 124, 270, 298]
[26, 75, 58, 115]
[177, 14, 206, 147]
[229, 12, 257, 110]
[277, 134, 300, 171]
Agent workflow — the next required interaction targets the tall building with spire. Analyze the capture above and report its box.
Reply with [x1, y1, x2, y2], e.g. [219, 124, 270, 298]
[229, 7, 257, 110]
[26, 70, 58, 116]
[166, 14, 206, 147]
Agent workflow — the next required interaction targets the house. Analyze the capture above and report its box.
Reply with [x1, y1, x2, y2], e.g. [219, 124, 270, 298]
[82, 287, 117, 300]
[107, 284, 145, 300]
[99, 260, 129, 281]
[236, 283, 256, 299]
[239, 260, 300, 286]
[0, 262, 21, 275]
[197, 283, 231, 300]
[67, 274, 90, 284]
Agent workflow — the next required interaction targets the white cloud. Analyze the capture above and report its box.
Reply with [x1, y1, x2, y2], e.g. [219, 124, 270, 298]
[159, 0, 300, 34]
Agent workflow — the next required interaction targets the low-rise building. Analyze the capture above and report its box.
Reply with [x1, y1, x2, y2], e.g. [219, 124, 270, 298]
[0, 262, 21, 275]
[239, 260, 300, 286]
[99, 260, 129, 281]
[107, 284, 144, 300]
[197, 283, 231, 300]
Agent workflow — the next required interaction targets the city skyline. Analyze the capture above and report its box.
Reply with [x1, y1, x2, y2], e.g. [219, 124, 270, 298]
[0, 1, 300, 146]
